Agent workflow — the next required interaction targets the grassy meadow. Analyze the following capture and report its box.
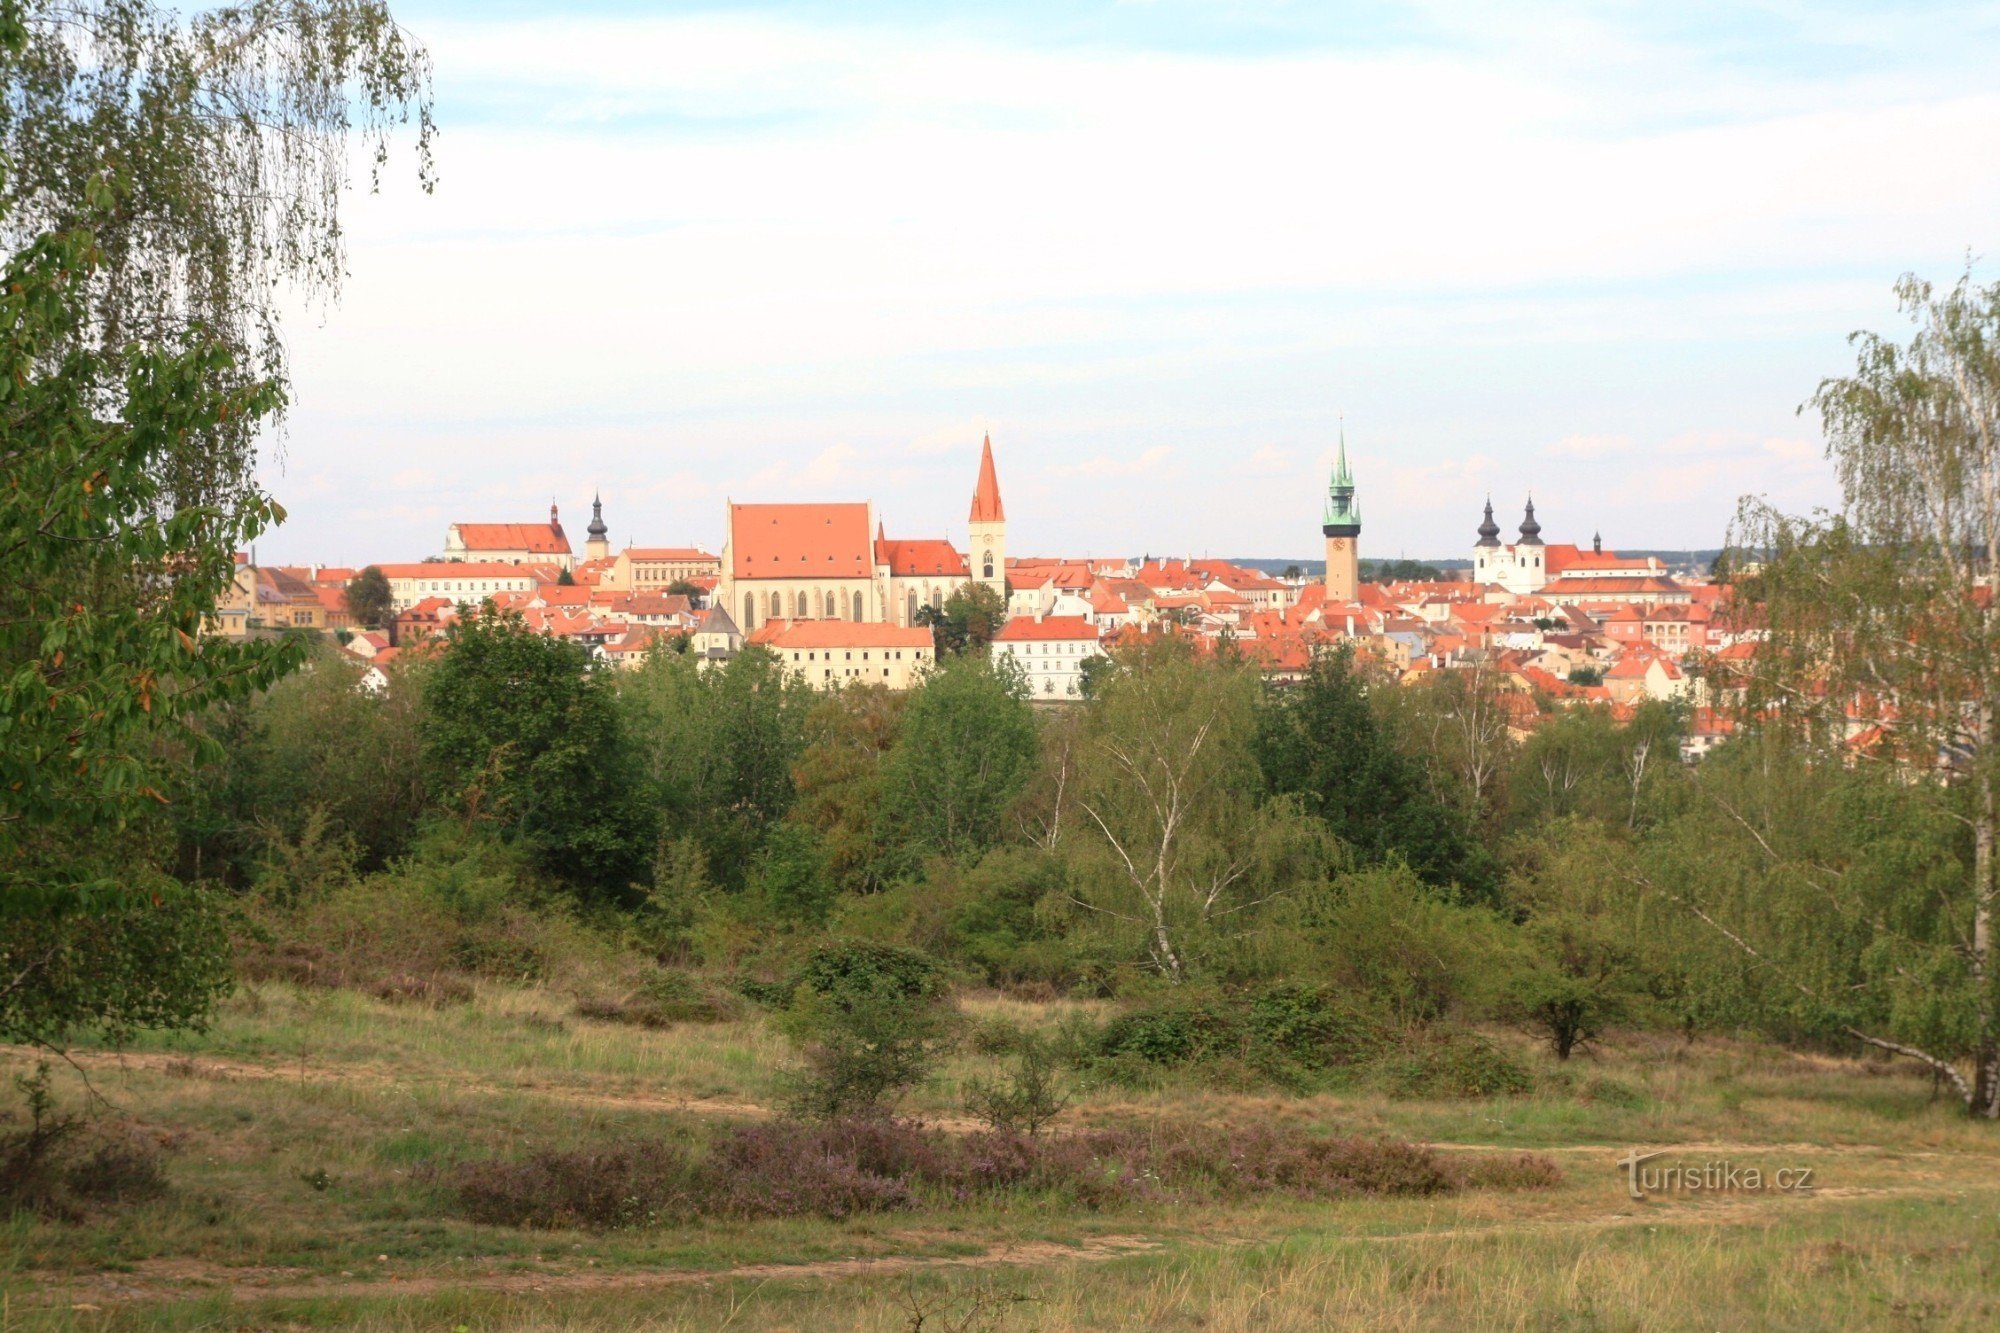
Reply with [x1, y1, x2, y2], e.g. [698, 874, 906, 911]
[3, 981, 1996, 1331]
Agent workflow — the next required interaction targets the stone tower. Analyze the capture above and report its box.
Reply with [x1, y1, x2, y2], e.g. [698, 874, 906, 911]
[1322, 427, 1362, 601]
[968, 434, 1007, 600]
[585, 492, 610, 562]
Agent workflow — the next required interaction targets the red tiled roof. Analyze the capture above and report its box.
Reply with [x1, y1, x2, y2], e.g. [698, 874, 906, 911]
[747, 619, 933, 649]
[451, 522, 572, 555]
[992, 615, 1099, 643]
[876, 538, 968, 578]
[1541, 575, 1685, 595]
[730, 503, 873, 579]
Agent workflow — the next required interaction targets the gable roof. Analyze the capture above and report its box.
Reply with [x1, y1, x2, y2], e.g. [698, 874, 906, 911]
[746, 619, 933, 650]
[992, 615, 1100, 643]
[450, 522, 572, 556]
[877, 537, 968, 578]
[729, 503, 873, 579]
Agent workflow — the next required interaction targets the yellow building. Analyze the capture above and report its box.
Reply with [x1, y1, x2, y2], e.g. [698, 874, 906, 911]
[747, 619, 935, 690]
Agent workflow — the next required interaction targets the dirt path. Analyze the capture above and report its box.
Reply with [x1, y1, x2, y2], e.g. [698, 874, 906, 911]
[53, 1234, 1165, 1309]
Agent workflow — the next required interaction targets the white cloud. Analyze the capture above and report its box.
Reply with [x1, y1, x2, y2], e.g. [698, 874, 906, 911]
[255, 5, 1967, 561]
[1053, 445, 1175, 479]
[1544, 434, 1634, 460]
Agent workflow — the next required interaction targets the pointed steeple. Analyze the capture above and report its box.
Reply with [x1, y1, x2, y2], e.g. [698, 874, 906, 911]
[1592, 530, 1602, 555]
[969, 433, 1005, 524]
[586, 490, 608, 541]
[1475, 496, 1501, 547]
[1322, 420, 1361, 533]
[1518, 496, 1543, 546]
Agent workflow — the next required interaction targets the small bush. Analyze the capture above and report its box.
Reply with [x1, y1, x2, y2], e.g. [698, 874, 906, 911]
[1370, 1030, 1534, 1100]
[1096, 998, 1243, 1067]
[1, 1066, 170, 1220]
[445, 1141, 698, 1230]
[1455, 1152, 1565, 1191]
[963, 1035, 1070, 1136]
[63, 1135, 169, 1205]
[778, 943, 958, 1119]
[576, 971, 742, 1029]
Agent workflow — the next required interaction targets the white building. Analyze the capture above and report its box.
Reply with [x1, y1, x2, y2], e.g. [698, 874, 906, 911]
[374, 563, 540, 612]
[990, 614, 1104, 700]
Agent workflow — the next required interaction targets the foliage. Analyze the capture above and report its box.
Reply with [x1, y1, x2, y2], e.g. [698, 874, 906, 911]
[0, 1065, 168, 1220]
[777, 942, 957, 1119]
[1725, 265, 2000, 1115]
[1256, 647, 1495, 899]
[344, 566, 393, 629]
[422, 611, 645, 898]
[916, 581, 1008, 656]
[1067, 639, 1335, 980]
[963, 1033, 1071, 1136]
[1361, 559, 1444, 583]
[1369, 1029, 1535, 1100]
[617, 646, 813, 890]
[1, 225, 294, 1043]
[788, 684, 903, 894]
[880, 659, 1038, 861]
[1279, 865, 1511, 1026]
[1, 0, 433, 511]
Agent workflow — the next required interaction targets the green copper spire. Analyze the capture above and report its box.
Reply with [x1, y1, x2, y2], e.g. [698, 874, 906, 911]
[1322, 421, 1361, 533]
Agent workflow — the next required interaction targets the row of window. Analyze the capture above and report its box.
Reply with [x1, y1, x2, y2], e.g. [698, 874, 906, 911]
[789, 649, 922, 663]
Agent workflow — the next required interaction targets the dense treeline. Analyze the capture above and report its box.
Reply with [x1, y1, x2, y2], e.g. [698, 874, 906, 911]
[165, 611, 1984, 1102]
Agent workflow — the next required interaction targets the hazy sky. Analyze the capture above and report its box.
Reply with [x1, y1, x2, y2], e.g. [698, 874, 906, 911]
[259, 0, 2000, 564]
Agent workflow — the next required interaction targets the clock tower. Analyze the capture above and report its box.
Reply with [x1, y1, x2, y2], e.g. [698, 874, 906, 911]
[1322, 428, 1362, 601]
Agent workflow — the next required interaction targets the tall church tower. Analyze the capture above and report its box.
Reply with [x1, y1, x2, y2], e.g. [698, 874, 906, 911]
[968, 434, 1007, 600]
[585, 492, 610, 562]
[1322, 427, 1362, 601]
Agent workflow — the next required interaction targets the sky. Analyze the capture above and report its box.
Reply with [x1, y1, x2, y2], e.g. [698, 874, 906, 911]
[258, 0, 2000, 565]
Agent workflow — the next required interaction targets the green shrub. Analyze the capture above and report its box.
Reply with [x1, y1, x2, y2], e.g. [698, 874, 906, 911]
[963, 1034, 1070, 1136]
[777, 943, 958, 1119]
[1369, 1030, 1534, 1100]
[1096, 998, 1244, 1066]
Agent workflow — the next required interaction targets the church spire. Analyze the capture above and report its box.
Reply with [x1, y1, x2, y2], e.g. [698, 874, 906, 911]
[1476, 496, 1501, 547]
[1322, 421, 1361, 531]
[1518, 496, 1544, 546]
[586, 490, 608, 541]
[970, 433, 1005, 524]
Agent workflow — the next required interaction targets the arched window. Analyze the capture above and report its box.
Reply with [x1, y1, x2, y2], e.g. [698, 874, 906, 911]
[769, 591, 781, 620]
[743, 593, 755, 629]
[982, 553, 995, 579]
[824, 589, 838, 619]
[795, 591, 809, 618]
[907, 590, 918, 624]
[852, 591, 864, 621]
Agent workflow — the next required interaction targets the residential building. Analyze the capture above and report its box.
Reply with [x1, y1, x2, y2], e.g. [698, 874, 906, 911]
[990, 614, 1104, 699]
[747, 618, 935, 690]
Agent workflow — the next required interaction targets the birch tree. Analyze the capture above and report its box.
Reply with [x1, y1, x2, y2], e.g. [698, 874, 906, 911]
[1727, 266, 2000, 1118]
[1068, 641, 1334, 981]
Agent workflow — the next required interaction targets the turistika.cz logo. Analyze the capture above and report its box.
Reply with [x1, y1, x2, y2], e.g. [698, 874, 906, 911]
[1616, 1150, 1816, 1201]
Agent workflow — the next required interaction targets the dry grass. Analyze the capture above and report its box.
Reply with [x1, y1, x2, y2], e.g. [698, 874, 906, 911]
[1, 981, 1996, 1330]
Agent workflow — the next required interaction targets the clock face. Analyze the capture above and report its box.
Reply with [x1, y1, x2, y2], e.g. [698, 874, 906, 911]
[1329, 539, 1350, 555]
